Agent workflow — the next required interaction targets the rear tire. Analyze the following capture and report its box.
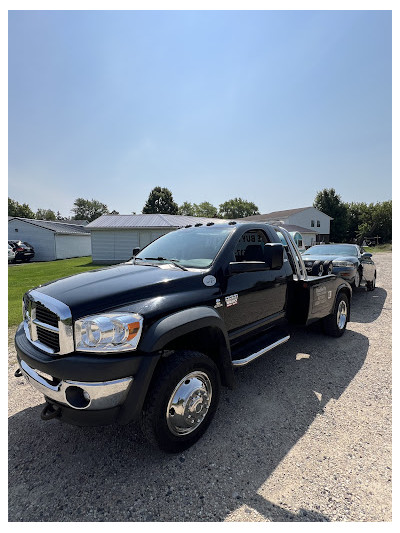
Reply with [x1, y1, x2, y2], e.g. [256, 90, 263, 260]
[323, 261, 333, 275]
[141, 351, 220, 453]
[367, 274, 376, 291]
[352, 269, 361, 288]
[323, 292, 349, 337]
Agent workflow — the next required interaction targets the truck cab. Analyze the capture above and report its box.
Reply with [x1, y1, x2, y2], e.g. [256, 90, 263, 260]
[15, 222, 351, 452]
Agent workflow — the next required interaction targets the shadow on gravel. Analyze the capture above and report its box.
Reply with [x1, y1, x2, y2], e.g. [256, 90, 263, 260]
[8, 326, 368, 522]
[350, 287, 387, 324]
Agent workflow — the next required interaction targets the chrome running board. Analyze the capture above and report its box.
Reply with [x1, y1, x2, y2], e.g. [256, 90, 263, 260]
[232, 335, 290, 367]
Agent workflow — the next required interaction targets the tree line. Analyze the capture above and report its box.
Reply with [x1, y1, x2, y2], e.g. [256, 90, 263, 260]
[8, 186, 391, 244]
[314, 188, 392, 244]
[8, 187, 260, 223]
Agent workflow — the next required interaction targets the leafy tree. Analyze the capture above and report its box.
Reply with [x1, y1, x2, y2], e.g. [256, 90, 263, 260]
[56, 211, 65, 220]
[345, 202, 368, 243]
[71, 198, 109, 222]
[142, 187, 178, 215]
[194, 202, 218, 218]
[313, 188, 348, 242]
[109, 210, 120, 215]
[36, 208, 56, 221]
[356, 201, 392, 244]
[179, 201, 218, 218]
[178, 202, 196, 216]
[219, 197, 259, 219]
[8, 198, 35, 219]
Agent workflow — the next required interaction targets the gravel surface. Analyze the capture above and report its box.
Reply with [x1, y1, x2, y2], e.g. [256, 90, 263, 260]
[8, 253, 392, 522]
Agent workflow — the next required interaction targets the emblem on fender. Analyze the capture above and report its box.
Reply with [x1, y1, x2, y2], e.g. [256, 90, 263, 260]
[225, 294, 239, 307]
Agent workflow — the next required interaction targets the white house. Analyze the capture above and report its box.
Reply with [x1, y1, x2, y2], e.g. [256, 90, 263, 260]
[8, 218, 92, 261]
[242, 207, 332, 247]
[87, 214, 227, 264]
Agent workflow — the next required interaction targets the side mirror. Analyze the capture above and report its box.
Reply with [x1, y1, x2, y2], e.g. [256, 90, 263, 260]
[361, 252, 372, 260]
[264, 243, 284, 269]
[132, 247, 141, 257]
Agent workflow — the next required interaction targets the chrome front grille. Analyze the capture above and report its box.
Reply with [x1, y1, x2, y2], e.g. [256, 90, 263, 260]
[23, 290, 74, 355]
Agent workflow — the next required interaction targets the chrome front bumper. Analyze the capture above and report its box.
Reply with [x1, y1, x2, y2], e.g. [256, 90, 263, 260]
[19, 359, 133, 411]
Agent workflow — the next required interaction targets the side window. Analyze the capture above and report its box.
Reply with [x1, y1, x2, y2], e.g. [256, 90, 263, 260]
[311, 220, 315, 227]
[233, 230, 269, 262]
[317, 220, 320, 227]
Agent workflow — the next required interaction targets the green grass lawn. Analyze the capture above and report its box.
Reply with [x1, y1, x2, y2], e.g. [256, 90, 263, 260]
[364, 243, 392, 253]
[8, 257, 106, 327]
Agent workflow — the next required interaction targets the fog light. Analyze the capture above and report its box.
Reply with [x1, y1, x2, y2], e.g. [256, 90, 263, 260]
[65, 386, 91, 409]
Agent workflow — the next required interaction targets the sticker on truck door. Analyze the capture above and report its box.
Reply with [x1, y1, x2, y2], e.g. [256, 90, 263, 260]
[203, 275, 216, 287]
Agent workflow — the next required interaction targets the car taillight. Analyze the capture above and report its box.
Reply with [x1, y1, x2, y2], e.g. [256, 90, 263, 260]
[16, 247, 24, 251]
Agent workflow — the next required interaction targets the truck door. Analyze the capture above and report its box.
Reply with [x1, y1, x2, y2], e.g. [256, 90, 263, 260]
[222, 228, 287, 333]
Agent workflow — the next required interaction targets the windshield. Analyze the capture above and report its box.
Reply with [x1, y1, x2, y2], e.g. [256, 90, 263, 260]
[303, 244, 358, 257]
[134, 227, 233, 269]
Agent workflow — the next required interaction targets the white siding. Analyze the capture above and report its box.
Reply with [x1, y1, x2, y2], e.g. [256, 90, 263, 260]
[8, 220, 55, 261]
[286, 208, 331, 236]
[91, 230, 115, 262]
[90, 228, 176, 263]
[114, 230, 140, 261]
[55, 234, 92, 259]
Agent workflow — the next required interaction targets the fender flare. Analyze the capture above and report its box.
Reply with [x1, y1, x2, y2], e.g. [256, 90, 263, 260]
[139, 306, 234, 388]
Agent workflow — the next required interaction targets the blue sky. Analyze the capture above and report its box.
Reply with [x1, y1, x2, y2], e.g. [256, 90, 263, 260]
[8, 10, 392, 217]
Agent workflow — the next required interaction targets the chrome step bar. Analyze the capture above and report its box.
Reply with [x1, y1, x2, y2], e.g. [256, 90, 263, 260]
[232, 335, 290, 367]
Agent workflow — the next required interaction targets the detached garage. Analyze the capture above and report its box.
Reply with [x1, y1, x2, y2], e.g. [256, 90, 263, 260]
[87, 214, 227, 264]
[8, 218, 91, 261]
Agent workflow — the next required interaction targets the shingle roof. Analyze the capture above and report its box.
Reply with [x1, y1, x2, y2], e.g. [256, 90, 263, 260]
[280, 224, 318, 234]
[8, 218, 90, 235]
[86, 214, 227, 229]
[241, 207, 312, 221]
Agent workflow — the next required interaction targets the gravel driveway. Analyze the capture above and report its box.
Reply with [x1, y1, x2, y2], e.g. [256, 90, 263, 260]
[8, 253, 392, 522]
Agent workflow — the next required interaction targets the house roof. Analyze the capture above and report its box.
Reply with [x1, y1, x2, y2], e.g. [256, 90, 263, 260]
[86, 214, 227, 229]
[241, 206, 333, 221]
[8, 217, 90, 235]
[279, 224, 318, 235]
[60, 219, 89, 226]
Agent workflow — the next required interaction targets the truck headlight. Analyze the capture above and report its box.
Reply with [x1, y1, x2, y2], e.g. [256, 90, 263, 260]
[332, 261, 355, 268]
[74, 312, 143, 353]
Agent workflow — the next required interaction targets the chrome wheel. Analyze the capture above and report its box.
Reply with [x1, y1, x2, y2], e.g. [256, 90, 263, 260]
[166, 371, 212, 436]
[337, 300, 348, 330]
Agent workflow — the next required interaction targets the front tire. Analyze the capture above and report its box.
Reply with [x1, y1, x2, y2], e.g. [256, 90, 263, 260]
[141, 351, 220, 453]
[312, 262, 324, 276]
[323, 292, 349, 337]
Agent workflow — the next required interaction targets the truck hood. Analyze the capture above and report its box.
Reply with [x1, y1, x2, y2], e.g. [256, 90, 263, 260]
[33, 263, 207, 318]
[302, 254, 358, 263]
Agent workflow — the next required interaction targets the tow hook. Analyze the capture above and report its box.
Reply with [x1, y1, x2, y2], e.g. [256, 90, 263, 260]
[14, 368, 23, 378]
[41, 402, 61, 421]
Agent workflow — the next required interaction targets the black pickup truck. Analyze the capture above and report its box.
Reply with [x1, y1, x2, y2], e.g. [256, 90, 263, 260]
[15, 222, 351, 452]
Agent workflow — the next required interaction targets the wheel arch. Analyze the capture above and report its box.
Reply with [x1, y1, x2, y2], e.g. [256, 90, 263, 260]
[139, 307, 234, 389]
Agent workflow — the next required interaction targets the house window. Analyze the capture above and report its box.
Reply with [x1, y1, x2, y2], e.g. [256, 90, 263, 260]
[311, 220, 315, 227]
[317, 220, 320, 227]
